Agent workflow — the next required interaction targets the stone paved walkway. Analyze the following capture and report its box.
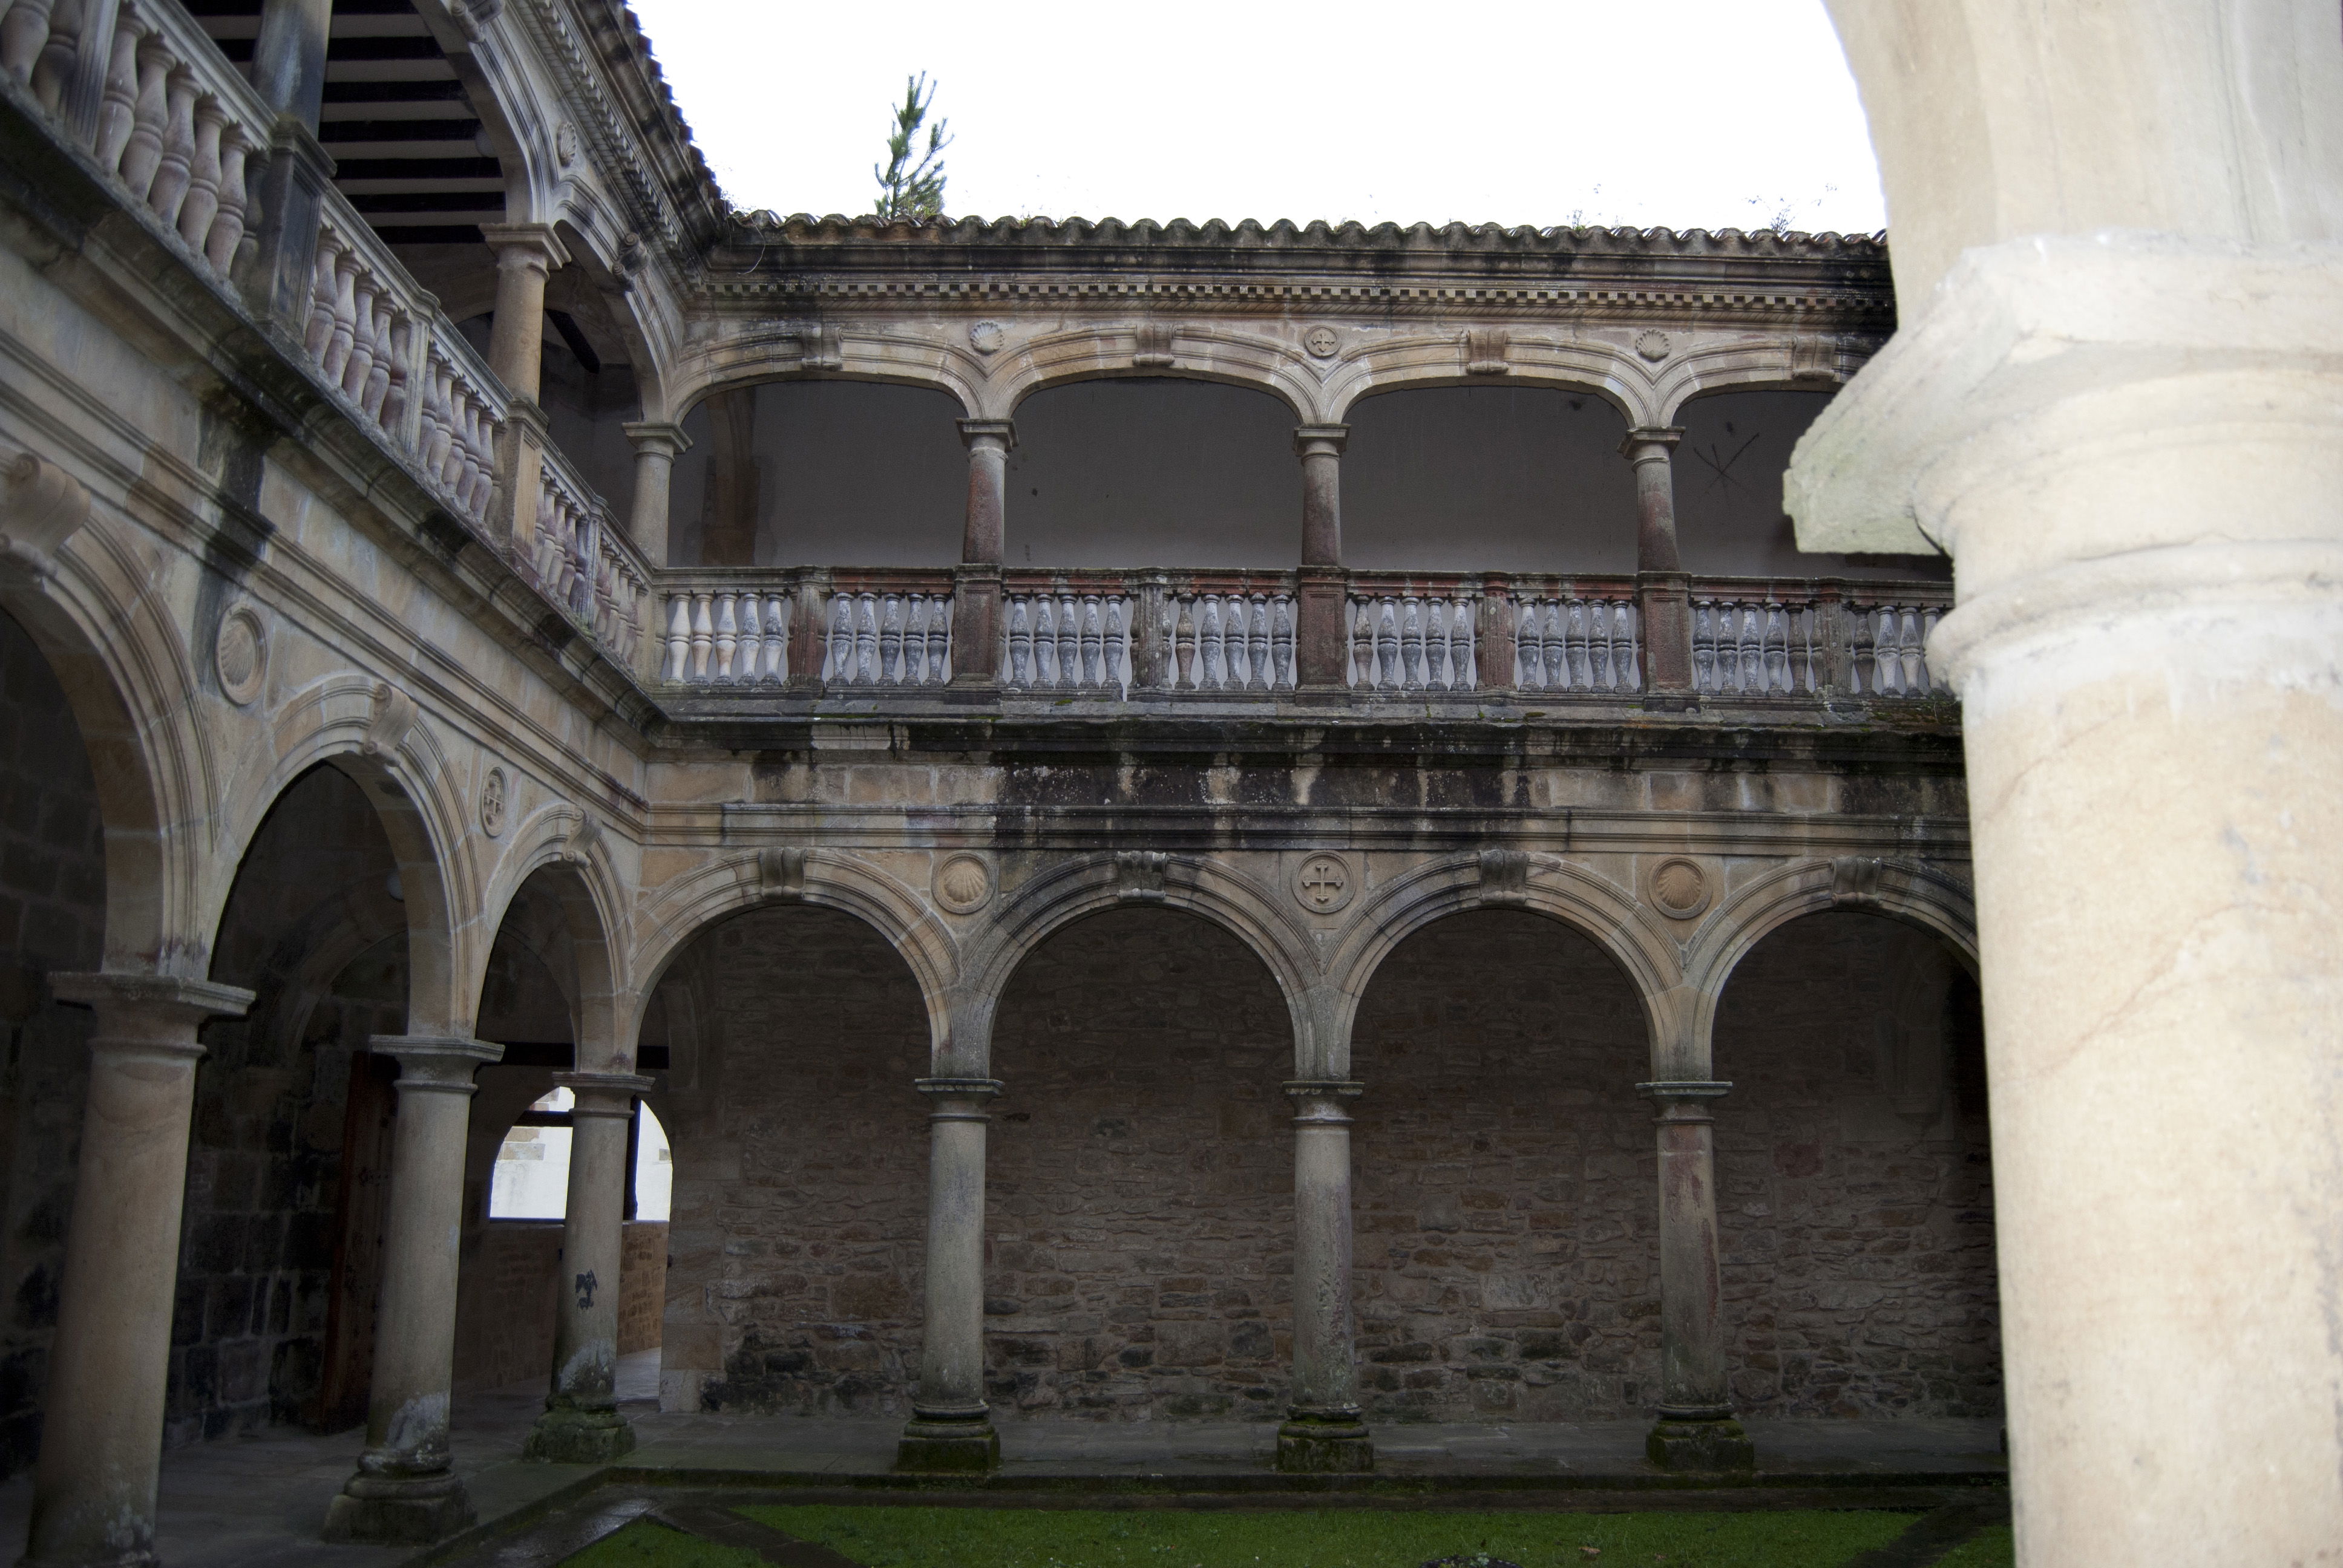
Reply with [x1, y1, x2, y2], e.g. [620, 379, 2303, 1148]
[0, 1354, 2007, 1567]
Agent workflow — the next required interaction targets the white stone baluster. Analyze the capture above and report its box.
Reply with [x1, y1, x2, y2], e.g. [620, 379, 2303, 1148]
[1, 0, 59, 85]
[689, 592, 715, 681]
[1006, 596, 1032, 688]
[1272, 596, 1295, 691]
[145, 62, 195, 229]
[1247, 593, 1271, 691]
[710, 592, 738, 681]
[1078, 594, 1103, 688]
[880, 595, 906, 685]
[1199, 595, 1225, 690]
[1349, 599, 1372, 688]
[663, 594, 690, 683]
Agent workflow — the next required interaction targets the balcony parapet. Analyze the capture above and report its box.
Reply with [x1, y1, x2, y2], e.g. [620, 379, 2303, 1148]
[652, 567, 1953, 714]
[0, 0, 653, 682]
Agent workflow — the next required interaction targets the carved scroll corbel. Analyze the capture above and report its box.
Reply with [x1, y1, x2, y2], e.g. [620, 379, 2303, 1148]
[758, 846, 806, 901]
[1476, 846, 1532, 904]
[1113, 851, 1169, 903]
[1, 452, 91, 574]
[361, 682, 420, 758]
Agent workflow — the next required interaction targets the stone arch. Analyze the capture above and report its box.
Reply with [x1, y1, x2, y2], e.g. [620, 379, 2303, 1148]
[1325, 338, 1647, 427]
[476, 806, 629, 1069]
[625, 850, 962, 1060]
[1682, 857, 1978, 1068]
[213, 675, 478, 1036]
[965, 855, 1322, 1077]
[996, 327, 1317, 423]
[1324, 854, 1688, 1076]
[1652, 339, 1841, 425]
[672, 344, 984, 431]
[1, 531, 211, 976]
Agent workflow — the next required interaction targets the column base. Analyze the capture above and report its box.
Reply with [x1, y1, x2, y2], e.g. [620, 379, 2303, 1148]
[321, 1469, 475, 1544]
[894, 1416, 1000, 1474]
[1276, 1414, 1376, 1474]
[522, 1404, 637, 1464]
[1645, 1416, 1755, 1472]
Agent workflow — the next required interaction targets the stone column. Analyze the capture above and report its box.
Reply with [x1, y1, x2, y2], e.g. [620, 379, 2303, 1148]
[896, 1076, 1001, 1471]
[324, 1036, 502, 1544]
[250, 0, 332, 128]
[22, 974, 251, 1568]
[1622, 428, 1693, 699]
[952, 419, 1012, 688]
[1637, 1079, 1751, 1469]
[1791, 230, 2343, 1563]
[1277, 1080, 1371, 1472]
[1293, 425, 1349, 689]
[476, 224, 568, 404]
[525, 1071, 652, 1463]
[620, 421, 690, 567]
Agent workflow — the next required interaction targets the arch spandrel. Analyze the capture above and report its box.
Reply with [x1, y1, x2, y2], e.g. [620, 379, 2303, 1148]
[1678, 855, 1979, 1068]
[624, 848, 963, 1066]
[212, 673, 481, 1038]
[1319, 852, 1689, 1077]
[961, 854, 1323, 1077]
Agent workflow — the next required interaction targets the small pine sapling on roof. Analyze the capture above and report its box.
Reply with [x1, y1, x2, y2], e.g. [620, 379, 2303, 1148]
[873, 72, 951, 220]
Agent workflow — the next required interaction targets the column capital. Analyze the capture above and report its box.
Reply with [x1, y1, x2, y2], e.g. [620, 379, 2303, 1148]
[915, 1076, 1003, 1117]
[1285, 1080, 1363, 1123]
[370, 1035, 502, 1093]
[620, 420, 692, 459]
[1294, 423, 1349, 457]
[48, 973, 254, 1034]
[554, 1070, 654, 1119]
[957, 418, 1015, 451]
[477, 222, 570, 270]
[1620, 426, 1684, 460]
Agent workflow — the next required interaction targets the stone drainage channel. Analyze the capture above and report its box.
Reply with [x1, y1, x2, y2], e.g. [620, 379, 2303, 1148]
[428, 1483, 2014, 1568]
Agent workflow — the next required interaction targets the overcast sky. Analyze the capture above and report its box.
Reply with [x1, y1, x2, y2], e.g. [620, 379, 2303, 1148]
[627, 1, 1887, 237]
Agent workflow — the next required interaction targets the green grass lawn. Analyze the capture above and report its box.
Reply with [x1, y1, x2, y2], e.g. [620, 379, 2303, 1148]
[1932, 1526, 2015, 1567]
[725, 1504, 1923, 1568]
[567, 1520, 769, 1567]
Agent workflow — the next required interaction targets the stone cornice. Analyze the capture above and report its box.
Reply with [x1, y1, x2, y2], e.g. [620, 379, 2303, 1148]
[698, 219, 1894, 329]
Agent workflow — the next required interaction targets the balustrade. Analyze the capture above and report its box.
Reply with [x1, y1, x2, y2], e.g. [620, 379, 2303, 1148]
[1512, 595, 1641, 693]
[1003, 591, 1133, 696]
[1847, 601, 1941, 697]
[1348, 592, 1478, 693]
[655, 569, 1948, 707]
[1164, 590, 1296, 693]
[4, 0, 264, 290]
[1691, 598, 1823, 696]
[825, 590, 952, 688]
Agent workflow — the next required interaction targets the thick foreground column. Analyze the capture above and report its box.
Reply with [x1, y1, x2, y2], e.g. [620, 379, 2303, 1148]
[1278, 1080, 1371, 1472]
[1639, 1079, 1751, 1471]
[23, 975, 251, 1568]
[524, 1071, 651, 1463]
[1789, 235, 2343, 1564]
[952, 419, 1012, 688]
[324, 1036, 501, 1544]
[896, 1077, 1001, 1472]
[1293, 424, 1349, 690]
[619, 422, 690, 568]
